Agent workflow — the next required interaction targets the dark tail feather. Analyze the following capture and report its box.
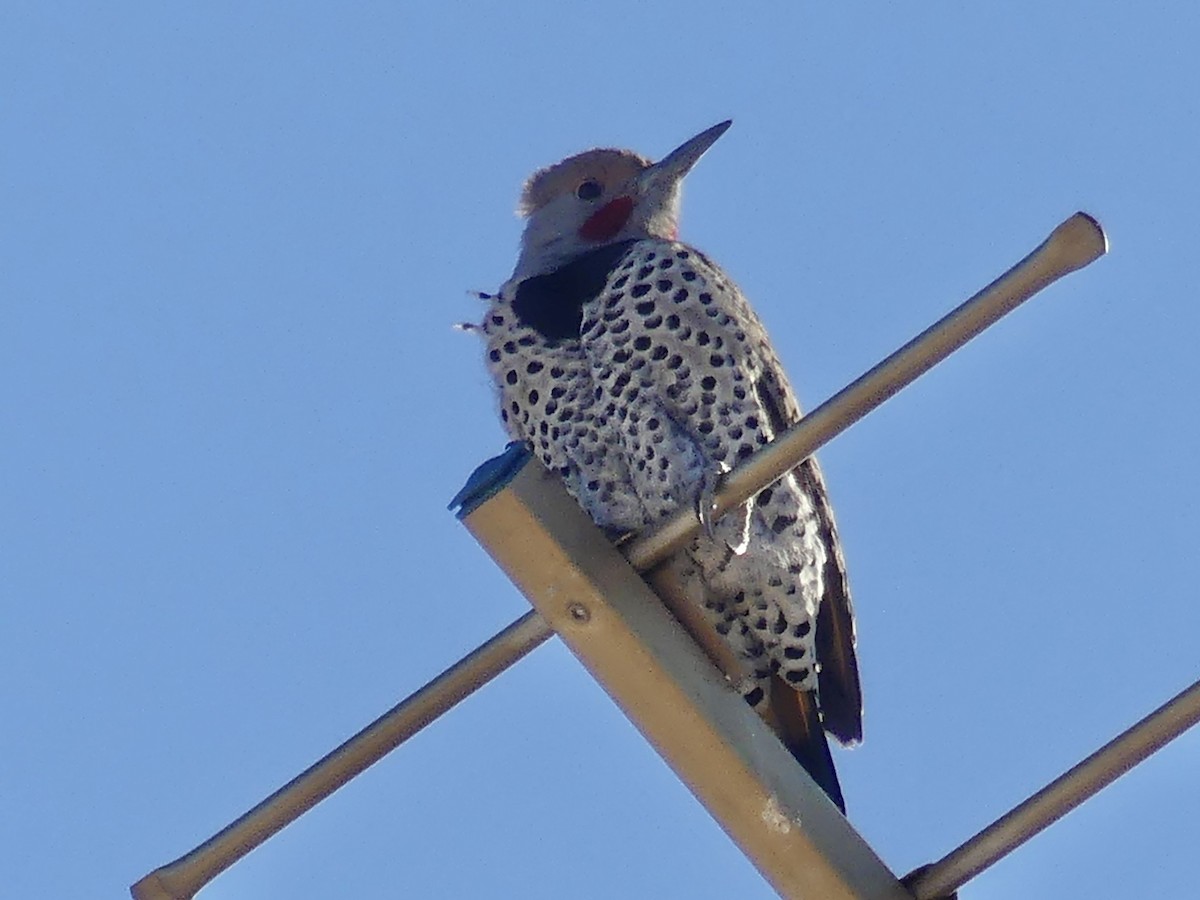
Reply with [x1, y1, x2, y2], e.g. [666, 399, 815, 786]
[768, 677, 846, 813]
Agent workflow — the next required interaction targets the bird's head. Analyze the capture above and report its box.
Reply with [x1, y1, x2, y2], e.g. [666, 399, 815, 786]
[511, 120, 731, 281]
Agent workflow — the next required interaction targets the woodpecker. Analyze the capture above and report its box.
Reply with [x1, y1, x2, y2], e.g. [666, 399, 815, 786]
[475, 121, 861, 810]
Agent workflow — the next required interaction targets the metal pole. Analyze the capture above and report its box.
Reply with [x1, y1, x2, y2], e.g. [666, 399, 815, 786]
[131, 611, 552, 900]
[132, 212, 1106, 898]
[625, 212, 1107, 570]
[907, 676, 1200, 899]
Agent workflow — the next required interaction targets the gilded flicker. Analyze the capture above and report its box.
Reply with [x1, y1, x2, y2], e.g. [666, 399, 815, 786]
[474, 121, 861, 810]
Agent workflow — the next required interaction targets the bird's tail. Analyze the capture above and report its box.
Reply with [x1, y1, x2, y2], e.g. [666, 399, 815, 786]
[642, 563, 846, 811]
[765, 676, 845, 813]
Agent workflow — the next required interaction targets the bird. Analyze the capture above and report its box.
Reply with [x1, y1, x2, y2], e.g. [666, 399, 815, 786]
[473, 121, 861, 811]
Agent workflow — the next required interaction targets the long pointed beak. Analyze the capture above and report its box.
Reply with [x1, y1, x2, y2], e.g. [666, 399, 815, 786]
[636, 120, 732, 194]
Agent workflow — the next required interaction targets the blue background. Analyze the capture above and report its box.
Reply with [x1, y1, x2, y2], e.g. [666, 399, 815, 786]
[4, 4, 1198, 898]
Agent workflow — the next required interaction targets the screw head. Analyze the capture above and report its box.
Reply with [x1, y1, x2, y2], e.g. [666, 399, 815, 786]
[567, 602, 591, 623]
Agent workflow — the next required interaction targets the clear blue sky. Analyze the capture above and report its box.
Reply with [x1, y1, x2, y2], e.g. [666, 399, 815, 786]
[4, 4, 1199, 898]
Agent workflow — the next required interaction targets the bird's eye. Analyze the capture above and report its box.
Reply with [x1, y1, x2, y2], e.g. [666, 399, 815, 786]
[575, 180, 603, 201]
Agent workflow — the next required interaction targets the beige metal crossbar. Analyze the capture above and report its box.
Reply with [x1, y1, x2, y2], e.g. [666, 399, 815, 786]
[906, 676, 1200, 899]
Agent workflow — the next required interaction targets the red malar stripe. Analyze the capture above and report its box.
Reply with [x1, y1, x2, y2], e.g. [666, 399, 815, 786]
[579, 196, 634, 242]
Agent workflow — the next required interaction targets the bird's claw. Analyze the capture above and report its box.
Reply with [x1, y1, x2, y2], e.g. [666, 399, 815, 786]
[602, 526, 635, 547]
[696, 461, 748, 551]
[695, 463, 725, 541]
[695, 462, 750, 555]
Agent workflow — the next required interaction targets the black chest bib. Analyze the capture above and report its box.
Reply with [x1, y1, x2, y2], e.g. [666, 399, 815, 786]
[511, 240, 638, 342]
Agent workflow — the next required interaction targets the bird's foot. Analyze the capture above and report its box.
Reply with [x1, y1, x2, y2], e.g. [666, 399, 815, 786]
[696, 462, 749, 555]
[602, 526, 635, 547]
[695, 462, 728, 539]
